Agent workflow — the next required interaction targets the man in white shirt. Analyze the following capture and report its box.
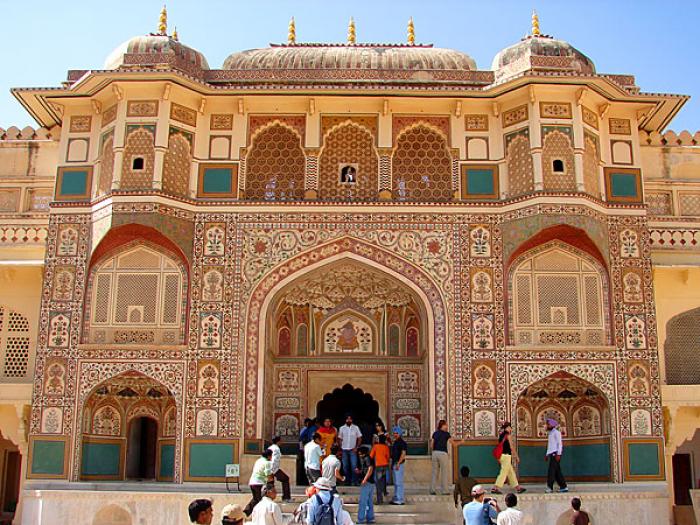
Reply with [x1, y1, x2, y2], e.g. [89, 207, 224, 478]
[337, 414, 362, 485]
[250, 484, 285, 525]
[544, 418, 568, 493]
[304, 432, 323, 483]
[269, 435, 292, 502]
[321, 443, 345, 491]
[497, 493, 524, 525]
[245, 449, 274, 516]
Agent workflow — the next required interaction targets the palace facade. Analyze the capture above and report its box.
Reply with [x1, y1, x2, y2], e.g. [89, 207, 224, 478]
[0, 9, 699, 525]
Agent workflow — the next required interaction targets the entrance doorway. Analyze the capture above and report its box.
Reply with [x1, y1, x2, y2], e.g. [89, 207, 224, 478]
[126, 417, 158, 480]
[673, 453, 693, 505]
[316, 384, 381, 444]
[1, 449, 20, 516]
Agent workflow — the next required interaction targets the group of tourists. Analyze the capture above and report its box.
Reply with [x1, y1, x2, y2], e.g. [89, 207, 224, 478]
[186, 415, 583, 525]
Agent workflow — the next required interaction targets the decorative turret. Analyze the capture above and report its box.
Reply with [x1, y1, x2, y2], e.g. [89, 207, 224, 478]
[288, 17, 296, 45]
[491, 11, 595, 81]
[103, 6, 209, 74]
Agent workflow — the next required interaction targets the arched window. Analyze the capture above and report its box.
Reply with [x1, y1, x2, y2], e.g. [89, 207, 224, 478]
[510, 243, 608, 346]
[87, 245, 186, 345]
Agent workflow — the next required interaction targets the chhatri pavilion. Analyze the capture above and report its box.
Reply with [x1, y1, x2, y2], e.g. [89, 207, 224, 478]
[0, 8, 699, 525]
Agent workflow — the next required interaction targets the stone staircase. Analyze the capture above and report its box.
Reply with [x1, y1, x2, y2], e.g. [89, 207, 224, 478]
[279, 487, 457, 525]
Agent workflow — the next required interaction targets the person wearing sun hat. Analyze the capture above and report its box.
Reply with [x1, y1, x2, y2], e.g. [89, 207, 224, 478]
[463, 485, 498, 525]
[305, 477, 344, 525]
[220, 503, 245, 525]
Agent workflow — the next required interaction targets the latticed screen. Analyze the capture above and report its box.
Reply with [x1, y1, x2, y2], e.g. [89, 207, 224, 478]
[512, 247, 606, 346]
[90, 246, 183, 329]
[0, 306, 32, 379]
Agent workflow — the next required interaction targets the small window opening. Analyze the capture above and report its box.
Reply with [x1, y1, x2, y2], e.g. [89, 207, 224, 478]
[132, 157, 145, 171]
[552, 159, 565, 173]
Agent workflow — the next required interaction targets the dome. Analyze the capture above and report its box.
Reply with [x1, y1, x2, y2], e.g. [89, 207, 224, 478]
[222, 44, 477, 72]
[104, 34, 209, 72]
[492, 34, 595, 81]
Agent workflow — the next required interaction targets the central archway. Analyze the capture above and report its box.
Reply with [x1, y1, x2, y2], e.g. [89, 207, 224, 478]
[249, 241, 444, 452]
[317, 384, 381, 445]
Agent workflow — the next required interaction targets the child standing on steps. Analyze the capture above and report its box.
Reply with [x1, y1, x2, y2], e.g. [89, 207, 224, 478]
[369, 434, 390, 504]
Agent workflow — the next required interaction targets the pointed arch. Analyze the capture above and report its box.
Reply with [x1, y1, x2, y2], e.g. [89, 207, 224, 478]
[245, 122, 305, 201]
[392, 124, 453, 201]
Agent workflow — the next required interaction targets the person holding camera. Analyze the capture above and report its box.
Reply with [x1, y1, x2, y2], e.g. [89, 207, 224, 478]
[463, 485, 499, 525]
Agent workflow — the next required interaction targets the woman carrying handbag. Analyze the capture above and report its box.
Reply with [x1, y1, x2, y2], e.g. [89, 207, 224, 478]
[491, 422, 526, 495]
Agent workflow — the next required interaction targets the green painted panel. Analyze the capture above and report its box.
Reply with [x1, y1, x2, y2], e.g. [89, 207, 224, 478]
[159, 444, 175, 479]
[467, 169, 495, 195]
[81, 442, 121, 476]
[202, 168, 233, 194]
[407, 443, 428, 456]
[59, 170, 89, 196]
[189, 443, 234, 477]
[519, 442, 610, 478]
[31, 440, 65, 476]
[628, 443, 660, 476]
[610, 173, 639, 198]
[457, 444, 500, 479]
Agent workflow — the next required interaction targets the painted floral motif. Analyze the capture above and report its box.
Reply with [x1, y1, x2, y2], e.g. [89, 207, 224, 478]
[396, 371, 420, 393]
[202, 269, 224, 301]
[631, 409, 651, 436]
[536, 407, 567, 437]
[623, 271, 643, 303]
[473, 364, 495, 398]
[199, 313, 222, 348]
[471, 270, 493, 303]
[274, 414, 299, 437]
[472, 314, 494, 350]
[204, 224, 226, 256]
[470, 225, 491, 257]
[628, 363, 651, 397]
[41, 407, 62, 434]
[572, 405, 601, 436]
[44, 361, 66, 395]
[625, 314, 647, 349]
[57, 225, 79, 256]
[93, 405, 121, 436]
[474, 410, 496, 437]
[516, 406, 532, 437]
[163, 407, 177, 437]
[396, 415, 421, 438]
[52, 268, 75, 301]
[48, 313, 70, 348]
[197, 363, 219, 397]
[620, 229, 640, 258]
[277, 370, 300, 391]
[196, 409, 217, 436]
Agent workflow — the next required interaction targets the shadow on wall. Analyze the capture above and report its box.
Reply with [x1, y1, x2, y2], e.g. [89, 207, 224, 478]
[93, 504, 132, 525]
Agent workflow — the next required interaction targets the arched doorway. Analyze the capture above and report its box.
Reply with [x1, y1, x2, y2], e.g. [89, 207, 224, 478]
[126, 416, 158, 480]
[259, 254, 433, 453]
[316, 384, 382, 445]
[80, 372, 177, 481]
[514, 371, 612, 482]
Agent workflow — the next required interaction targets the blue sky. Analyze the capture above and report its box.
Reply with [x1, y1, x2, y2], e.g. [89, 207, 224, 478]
[1, 1, 698, 131]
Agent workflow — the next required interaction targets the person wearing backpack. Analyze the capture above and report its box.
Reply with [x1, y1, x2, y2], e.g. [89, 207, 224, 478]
[306, 477, 343, 525]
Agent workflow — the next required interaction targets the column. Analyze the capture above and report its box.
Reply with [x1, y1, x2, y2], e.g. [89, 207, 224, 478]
[572, 102, 586, 191]
[152, 100, 171, 190]
[529, 100, 544, 191]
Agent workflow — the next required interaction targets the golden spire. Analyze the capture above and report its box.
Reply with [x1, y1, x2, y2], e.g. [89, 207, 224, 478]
[288, 17, 296, 44]
[347, 17, 356, 44]
[407, 17, 415, 45]
[158, 5, 168, 35]
[531, 9, 541, 37]
[172, 26, 178, 41]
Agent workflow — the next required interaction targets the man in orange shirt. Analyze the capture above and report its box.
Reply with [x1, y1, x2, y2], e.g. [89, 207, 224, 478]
[369, 434, 391, 504]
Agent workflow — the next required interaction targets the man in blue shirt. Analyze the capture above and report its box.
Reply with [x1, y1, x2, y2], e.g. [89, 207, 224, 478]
[306, 477, 343, 525]
[463, 485, 498, 525]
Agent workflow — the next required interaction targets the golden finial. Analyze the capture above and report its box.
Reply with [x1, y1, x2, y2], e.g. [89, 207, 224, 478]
[347, 17, 356, 44]
[407, 17, 415, 45]
[288, 17, 296, 45]
[172, 26, 178, 41]
[531, 10, 541, 37]
[158, 5, 168, 35]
